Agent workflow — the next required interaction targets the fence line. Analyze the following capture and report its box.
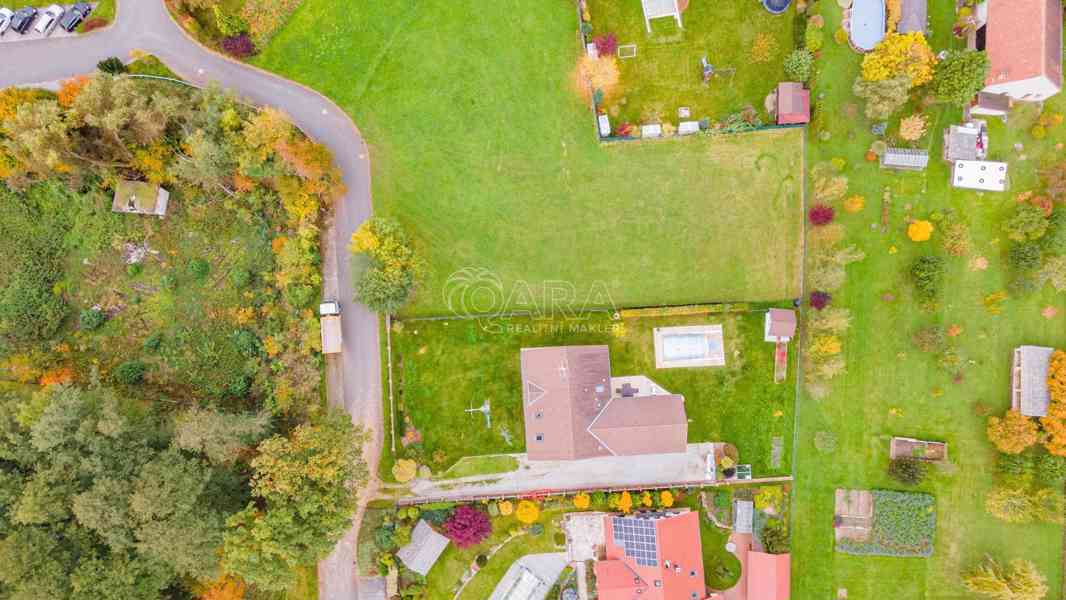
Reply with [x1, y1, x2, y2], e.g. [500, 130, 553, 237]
[392, 475, 793, 506]
[397, 300, 774, 323]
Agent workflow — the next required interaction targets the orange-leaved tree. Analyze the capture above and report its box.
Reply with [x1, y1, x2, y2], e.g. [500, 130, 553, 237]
[201, 576, 247, 600]
[987, 410, 1039, 454]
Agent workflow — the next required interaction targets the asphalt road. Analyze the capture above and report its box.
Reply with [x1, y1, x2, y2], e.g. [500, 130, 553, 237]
[0, 4, 383, 599]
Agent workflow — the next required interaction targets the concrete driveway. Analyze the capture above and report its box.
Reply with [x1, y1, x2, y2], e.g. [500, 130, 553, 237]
[0, 4, 381, 599]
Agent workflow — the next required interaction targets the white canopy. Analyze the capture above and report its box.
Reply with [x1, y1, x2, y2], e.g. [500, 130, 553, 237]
[641, 0, 682, 32]
[952, 160, 1008, 191]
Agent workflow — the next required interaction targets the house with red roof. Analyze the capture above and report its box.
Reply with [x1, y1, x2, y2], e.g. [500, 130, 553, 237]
[595, 511, 708, 600]
[977, 0, 1062, 101]
[520, 346, 688, 461]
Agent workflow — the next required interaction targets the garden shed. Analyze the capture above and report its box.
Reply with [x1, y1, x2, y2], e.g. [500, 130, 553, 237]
[943, 121, 988, 161]
[775, 82, 810, 125]
[880, 148, 929, 171]
[952, 160, 1008, 191]
[112, 180, 170, 217]
[640, 0, 683, 33]
[1012, 345, 1054, 417]
[764, 309, 797, 343]
[397, 520, 450, 577]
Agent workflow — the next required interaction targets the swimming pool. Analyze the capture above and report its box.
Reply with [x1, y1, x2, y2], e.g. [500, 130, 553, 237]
[654, 325, 726, 368]
[849, 0, 886, 52]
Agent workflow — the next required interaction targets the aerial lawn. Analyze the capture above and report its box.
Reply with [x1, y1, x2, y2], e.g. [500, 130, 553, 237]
[253, 0, 804, 316]
[791, 1, 1066, 598]
[586, 0, 796, 126]
[387, 308, 795, 479]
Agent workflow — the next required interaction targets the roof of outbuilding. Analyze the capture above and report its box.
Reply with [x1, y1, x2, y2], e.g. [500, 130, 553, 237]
[766, 309, 797, 338]
[748, 553, 791, 600]
[776, 82, 810, 125]
[881, 148, 930, 168]
[1017, 345, 1054, 417]
[897, 0, 927, 33]
[397, 520, 450, 577]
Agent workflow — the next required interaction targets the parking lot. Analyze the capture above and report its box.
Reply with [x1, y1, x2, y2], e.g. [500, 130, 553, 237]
[0, 3, 97, 44]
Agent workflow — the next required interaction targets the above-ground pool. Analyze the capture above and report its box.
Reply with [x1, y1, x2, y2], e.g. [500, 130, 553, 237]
[849, 0, 886, 52]
[653, 325, 726, 368]
[763, 0, 793, 14]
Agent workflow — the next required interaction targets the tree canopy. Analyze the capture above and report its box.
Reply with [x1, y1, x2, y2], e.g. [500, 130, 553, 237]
[933, 50, 991, 105]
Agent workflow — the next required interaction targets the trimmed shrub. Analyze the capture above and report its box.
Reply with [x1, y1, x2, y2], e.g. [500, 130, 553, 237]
[910, 255, 945, 301]
[230, 269, 253, 288]
[784, 49, 815, 82]
[530, 523, 545, 536]
[810, 290, 832, 310]
[187, 258, 211, 280]
[114, 360, 147, 385]
[79, 307, 106, 331]
[1009, 242, 1042, 271]
[593, 33, 617, 56]
[997, 452, 1034, 476]
[1038, 454, 1066, 483]
[442, 505, 492, 548]
[97, 57, 127, 74]
[809, 204, 835, 226]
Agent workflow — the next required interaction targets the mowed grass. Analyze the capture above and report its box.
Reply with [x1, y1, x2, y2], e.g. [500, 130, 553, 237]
[791, 1, 1066, 598]
[586, 0, 796, 125]
[253, 1, 803, 316]
[388, 309, 795, 479]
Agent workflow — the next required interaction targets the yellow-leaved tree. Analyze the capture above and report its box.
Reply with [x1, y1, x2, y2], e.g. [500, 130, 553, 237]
[963, 557, 1047, 600]
[659, 490, 675, 508]
[861, 32, 936, 87]
[516, 500, 540, 524]
[908, 220, 934, 242]
[573, 492, 591, 510]
[987, 410, 1039, 454]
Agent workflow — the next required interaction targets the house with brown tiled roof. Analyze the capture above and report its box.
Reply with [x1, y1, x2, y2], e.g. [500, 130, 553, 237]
[977, 0, 1063, 101]
[520, 346, 688, 461]
[595, 511, 707, 600]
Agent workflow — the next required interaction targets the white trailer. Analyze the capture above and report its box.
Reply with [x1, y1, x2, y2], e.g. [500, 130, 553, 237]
[320, 301, 342, 355]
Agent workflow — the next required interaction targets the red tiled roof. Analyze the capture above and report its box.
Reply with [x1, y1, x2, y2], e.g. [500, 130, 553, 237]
[597, 512, 707, 600]
[766, 309, 797, 338]
[776, 82, 810, 125]
[521, 346, 687, 460]
[747, 553, 790, 600]
[985, 0, 1063, 89]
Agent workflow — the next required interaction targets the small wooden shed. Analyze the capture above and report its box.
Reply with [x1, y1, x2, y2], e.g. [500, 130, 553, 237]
[112, 181, 169, 218]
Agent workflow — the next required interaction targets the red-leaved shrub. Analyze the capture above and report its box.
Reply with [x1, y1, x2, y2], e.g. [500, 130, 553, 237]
[442, 505, 492, 548]
[810, 291, 832, 310]
[808, 204, 835, 226]
[593, 33, 618, 56]
[221, 34, 257, 59]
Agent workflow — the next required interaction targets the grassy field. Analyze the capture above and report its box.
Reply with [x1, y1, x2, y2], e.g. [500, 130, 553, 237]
[790, 0, 1066, 598]
[387, 308, 795, 478]
[586, 0, 796, 126]
[254, 1, 804, 316]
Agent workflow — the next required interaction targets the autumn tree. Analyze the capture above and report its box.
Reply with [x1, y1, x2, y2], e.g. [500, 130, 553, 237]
[442, 505, 492, 548]
[350, 217, 421, 314]
[516, 500, 541, 524]
[572, 55, 620, 102]
[853, 75, 912, 119]
[173, 407, 271, 465]
[222, 411, 367, 590]
[861, 32, 936, 87]
[963, 557, 1047, 600]
[987, 411, 1039, 454]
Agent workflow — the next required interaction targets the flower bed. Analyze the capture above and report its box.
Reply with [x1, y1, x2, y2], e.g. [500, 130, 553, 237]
[836, 490, 936, 557]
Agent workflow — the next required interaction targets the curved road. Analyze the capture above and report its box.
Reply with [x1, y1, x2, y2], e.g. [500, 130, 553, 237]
[0, 4, 382, 600]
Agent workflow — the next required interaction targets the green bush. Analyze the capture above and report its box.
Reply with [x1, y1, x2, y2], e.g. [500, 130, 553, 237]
[126, 263, 143, 277]
[887, 458, 928, 486]
[230, 269, 253, 288]
[1009, 242, 1043, 270]
[114, 361, 147, 385]
[1043, 210, 1066, 254]
[1037, 454, 1066, 483]
[232, 329, 260, 357]
[97, 57, 127, 74]
[998, 452, 1034, 476]
[530, 523, 544, 536]
[285, 284, 316, 309]
[213, 6, 248, 36]
[783, 49, 815, 82]
[911, 325, 944, 353]
[1004, 204, 1049, 242]
[910, 256, 946, 301]
[187, 258, 211, 280]
[79, 307, 106, 331]
[0, 273, 68, 342]
[804, 27, 824, 52]
[225, 374, 252, 398]
[161, 273, 178, 290]
[143, 332, 163, 351]
[760, 519, 790, 554]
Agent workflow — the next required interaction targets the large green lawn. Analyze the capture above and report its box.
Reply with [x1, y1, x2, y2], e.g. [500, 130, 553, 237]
[791, 1, 1066, 598]
[254, 1, 804, 316]
[387, 308, 795, 479]
[586, 0, 796, 126]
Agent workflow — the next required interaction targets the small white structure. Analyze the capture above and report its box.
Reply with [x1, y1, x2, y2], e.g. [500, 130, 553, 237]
[640, 123, 662, 138]
[1012, 345, 1055, 417]
[654, 325, 726, 368]
[764, 308, 797, 343]
[880, 148, 930, 171]
[678, 121, 700, 135]
[952, 160, 1008, 191]
[597, 114, 611, 137]
[640, 0, 683, 33]
[734, 500, 754, 533]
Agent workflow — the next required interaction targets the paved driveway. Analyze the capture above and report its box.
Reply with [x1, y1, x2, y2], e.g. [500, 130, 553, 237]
[0, 4, 382, 599]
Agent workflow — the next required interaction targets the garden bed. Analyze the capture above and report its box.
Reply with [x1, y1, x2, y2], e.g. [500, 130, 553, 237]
[835, 491, 936, 557]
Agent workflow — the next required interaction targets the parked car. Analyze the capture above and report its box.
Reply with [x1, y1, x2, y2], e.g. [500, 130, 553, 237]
[59, 2, 92, 32]
[9, 7, 37, 34]
[0, 8, 14, 37]
[34, 4, 64, 36]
